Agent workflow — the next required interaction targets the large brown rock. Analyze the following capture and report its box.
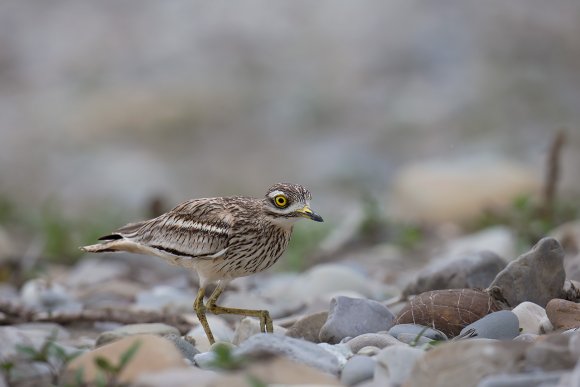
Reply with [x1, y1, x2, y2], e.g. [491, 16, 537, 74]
[546, 298, 580, 330]
[395, 288, 504, 337]
[64, 334, 187, 385]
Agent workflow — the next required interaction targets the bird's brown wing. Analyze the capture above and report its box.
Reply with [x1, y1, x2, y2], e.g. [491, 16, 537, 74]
[105, 198, 234, 259]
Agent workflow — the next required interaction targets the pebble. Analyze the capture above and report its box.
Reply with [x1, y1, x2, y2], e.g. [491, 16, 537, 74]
[232, 317, 286, 345]
[187, 316, 234, 352]
[283, 263, 378, 303]
[406, 340, 530, 387]
[285, 311, 328, 343]
[388, 324, 448, 341]
[211, 356, 342, 386]
[396, 333, 435, 346]
[403, 250, 506, 296]
[162, 333, 199, 363]
[345, 333, 403, 353]
[525, 333, 577, 371]
[512, 301, 548, 334]
[357, 346, 381, 356]
[546, 298, 580, 330]
[490, 237, 565, 307]
[133, 367, 219, 387]
[135, 285, 198, 313]
[319, 296, 395, 344]
[459, 310, 520, 340]
[66, 257, 129, 287]
[64, 335, 187, 385]
[374, 345, 424, 386]
[340, 355, 375, 386]
[20, 279, 81, 312]
[96, 323, 180, 347]
[317, 342, 353, 367]
[234, 333, 340, 375]
[478, 371, 566, 387]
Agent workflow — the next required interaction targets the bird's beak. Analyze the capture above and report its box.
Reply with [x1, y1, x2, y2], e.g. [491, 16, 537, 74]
[295, 206, 324, 222]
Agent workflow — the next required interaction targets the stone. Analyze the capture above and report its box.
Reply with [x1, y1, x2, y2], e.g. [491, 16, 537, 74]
[232, 317, 286, 345]
[67, 257, 130, 287]
[319, 296, 395, 344]
[133, 367, 219, 387]
[340, 355, 375, 386]
[512, 302, 548, 334]
[162, 334, 199, 363]
[374, 345, 424, 386]
[406, 340, 529, 387]
[211, 356, 341, 386]
[96, 323, 180, 347]
[525, 333, 577, 371]
[403, 250, 506, 297]
[546, 298, 580, 330]
[540, 316, 555, 333]
[490, 237, 565, 307]
[357, 346, 381, 356]
[317, 342, 353, 367]
[0, 324, 70, 360]
[285, 311, 328, 343]
[478, 371, 566, 387]
[234, 333, 340, 375]
[388, 324, 448, 341]
[441, 226, 517, 263]
[135, 285, 198, 313]
[19, 279, 81, 312]
[395, 289, 504, 337]
[345, 333, 403, 353]
[385, 158, 539, 223]
[514, 333, 539, 343]
[459, 310, 520, 340]
[187, 316, 234, 352]
[283, 263, 378, 303]
[64, 335, 187, 385]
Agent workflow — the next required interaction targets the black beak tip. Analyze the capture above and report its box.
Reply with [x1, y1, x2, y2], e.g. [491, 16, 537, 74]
[312, 213, 324, 222]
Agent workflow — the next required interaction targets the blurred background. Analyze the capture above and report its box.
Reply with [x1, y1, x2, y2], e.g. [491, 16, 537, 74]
[1, 0, 579, 265]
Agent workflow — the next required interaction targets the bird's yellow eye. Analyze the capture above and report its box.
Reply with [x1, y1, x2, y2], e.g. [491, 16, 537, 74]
[274, 195, 288, 208]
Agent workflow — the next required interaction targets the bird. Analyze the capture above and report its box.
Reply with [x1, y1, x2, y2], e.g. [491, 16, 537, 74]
[80, 183, 323, 344]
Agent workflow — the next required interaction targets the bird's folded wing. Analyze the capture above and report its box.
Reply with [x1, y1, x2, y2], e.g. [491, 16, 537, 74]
[115, 199, 233, 259]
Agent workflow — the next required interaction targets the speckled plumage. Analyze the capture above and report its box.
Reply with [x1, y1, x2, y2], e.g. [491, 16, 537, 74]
[81, 183, 322, 343]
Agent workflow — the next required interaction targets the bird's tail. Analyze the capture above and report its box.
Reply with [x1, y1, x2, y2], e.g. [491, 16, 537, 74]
[80, 239, 124, 253]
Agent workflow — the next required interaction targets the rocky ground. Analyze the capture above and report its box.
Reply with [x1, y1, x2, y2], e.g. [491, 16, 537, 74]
[1, 220, 580, 386]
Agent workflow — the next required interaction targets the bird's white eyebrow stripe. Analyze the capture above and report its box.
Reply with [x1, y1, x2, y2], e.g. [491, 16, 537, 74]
[167, 218, 229, 235]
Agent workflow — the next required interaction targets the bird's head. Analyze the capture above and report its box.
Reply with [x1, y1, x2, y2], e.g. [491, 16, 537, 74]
[263, 183, 323, 225]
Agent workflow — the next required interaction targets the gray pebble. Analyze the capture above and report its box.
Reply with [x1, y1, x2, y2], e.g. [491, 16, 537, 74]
[319, 296, 395, 344]
[340, 355, 375, 386]
[163, 334, 200, 362]
[234, 333, 340, 375]
[459, 310, 520, 340]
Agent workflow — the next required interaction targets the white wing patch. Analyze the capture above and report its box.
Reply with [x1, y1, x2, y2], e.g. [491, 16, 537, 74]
[167, 218, 230, 236]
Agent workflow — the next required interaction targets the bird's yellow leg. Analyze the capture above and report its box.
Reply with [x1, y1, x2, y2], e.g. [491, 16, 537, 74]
[206, 285, 273, 333]
[194, 287, 216, 344]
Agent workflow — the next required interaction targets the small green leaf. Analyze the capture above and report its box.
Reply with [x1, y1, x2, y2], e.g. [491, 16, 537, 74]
[94, 356, 116, 373]
[116, 341, 141, 372]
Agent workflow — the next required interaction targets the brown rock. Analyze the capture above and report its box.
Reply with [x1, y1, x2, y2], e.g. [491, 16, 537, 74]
[490, 237, 565, 307]
[64, 334, 187, 385]
[525, 332, 578, 371]
[395, 289, 504, 337]
[546, 298, 580, 330]
[407, 339, 529, 387]
[211, 356, 341, 387]
[285, 311, 328, 343]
